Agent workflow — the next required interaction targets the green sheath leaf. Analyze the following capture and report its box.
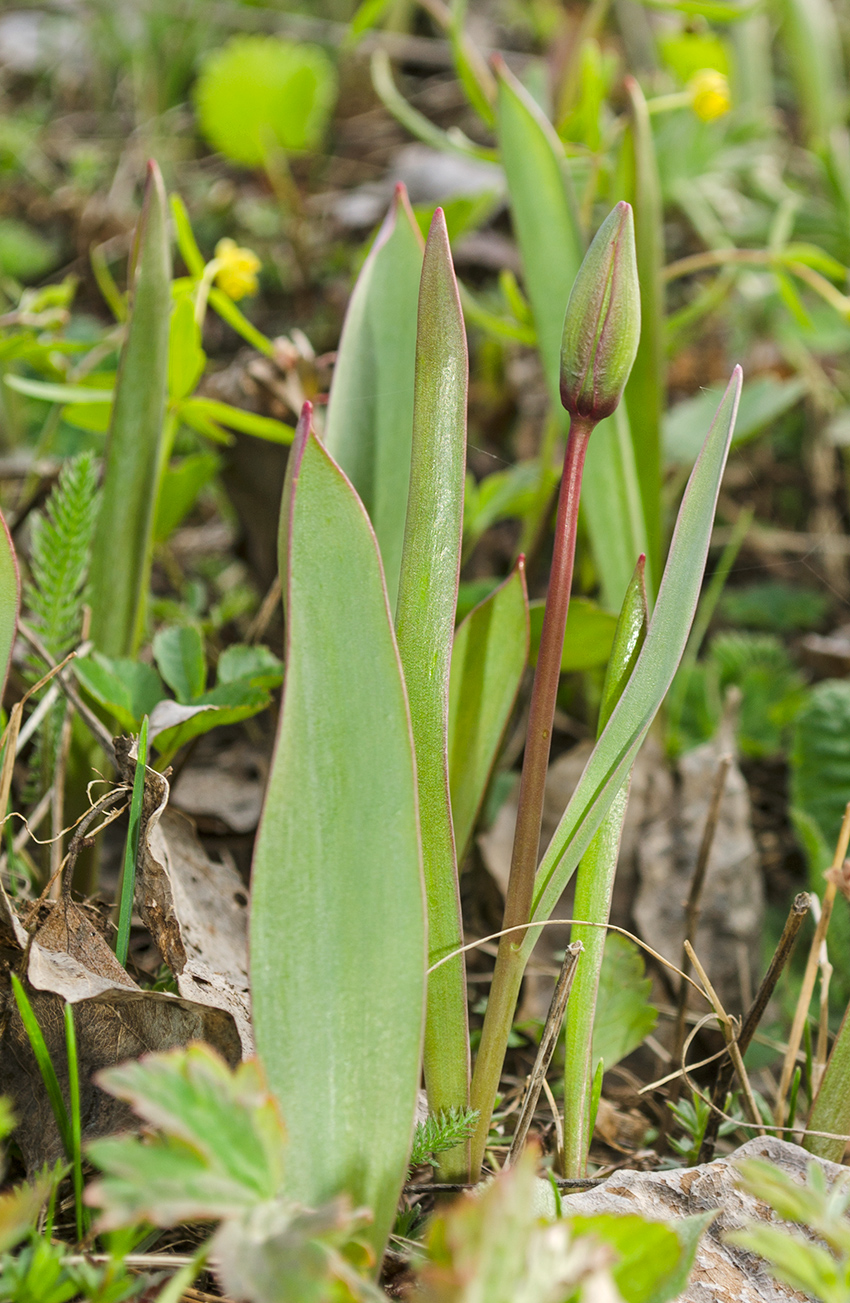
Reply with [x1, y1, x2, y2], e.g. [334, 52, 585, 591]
[250, 410, 426, 1260]
[325, 185, 424, 607]
[448, 559, 528, 863]
[89, 161, 172, 657]
[395, 210, 470, 1172]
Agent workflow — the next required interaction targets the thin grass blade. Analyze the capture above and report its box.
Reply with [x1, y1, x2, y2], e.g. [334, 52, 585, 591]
[115, 716, 148, 968]
[10, 973, 71, 1158]
[63, 1003, 88, 1241]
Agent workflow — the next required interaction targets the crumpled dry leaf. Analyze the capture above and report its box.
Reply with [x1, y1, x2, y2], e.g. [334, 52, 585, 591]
[0, 759, 242, 1171]
[136, 801, 252, 1055]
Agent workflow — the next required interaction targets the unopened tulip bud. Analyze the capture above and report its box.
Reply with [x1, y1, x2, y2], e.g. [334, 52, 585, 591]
[559, 201, 640, 425]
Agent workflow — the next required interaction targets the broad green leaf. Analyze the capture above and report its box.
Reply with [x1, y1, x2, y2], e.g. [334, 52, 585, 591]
[217, 643, 283, 690]
[0, 511, 19, 701]
[194, 36, 337, 165]
[250, 416, 425, 1259]
[590, 935, 658, 1073]
[168, 293, 206, 402]
[623, 79, 664, 579]
[73, 653, 165, 732]
[88, 1045, 286, 1226]
[395, 211, 469, 1170]
[528, 596, 618, 672]
[154, 451, 221, 543]
[567, 1212, 712, 1303]
[153, 625, 207, 703]
[527, 368, 741, 940]
[325, 185, 424, 607]
[448, 560, 528, 862]
[179, 397, 293, 444]
[88, 161, 172, 657]
[494, 60, 650, 608]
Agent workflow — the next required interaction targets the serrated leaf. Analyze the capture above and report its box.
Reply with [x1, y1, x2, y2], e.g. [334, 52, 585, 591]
[325, 185, 424, 606]
[250, 415, 426, 1259]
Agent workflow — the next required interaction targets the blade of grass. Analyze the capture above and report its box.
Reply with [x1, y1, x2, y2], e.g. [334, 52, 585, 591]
[395, 209, 470, 1177]
[10, 973, 71, 1158]
[115, 716, 148, 968]
[63, 1002, 88, 1242]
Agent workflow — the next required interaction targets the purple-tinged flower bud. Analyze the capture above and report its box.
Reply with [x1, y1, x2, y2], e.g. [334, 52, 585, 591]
[559, 201, 640, 425]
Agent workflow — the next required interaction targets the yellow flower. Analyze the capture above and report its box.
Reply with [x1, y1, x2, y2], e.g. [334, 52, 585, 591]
[213, 238, 261, 300]
[689, 69, 731, 123]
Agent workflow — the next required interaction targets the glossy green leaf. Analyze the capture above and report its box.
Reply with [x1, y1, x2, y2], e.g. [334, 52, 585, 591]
[448, 559, 528, 862]
[217, 644, 283, 690]
[395, 211, 469, 1172]
[528, 370, 741, 935]
[153, 626, 206, 703]
[88, 161, 172, 657]
[494, 61, 650, 608]
[4, 374, 114, 404]
[151, 680, 271, 763]
[0, 511, 19, 701]
[527, 596, 618, 672]
[250, 415, 426, 1259]
[325, 185, 424, 606]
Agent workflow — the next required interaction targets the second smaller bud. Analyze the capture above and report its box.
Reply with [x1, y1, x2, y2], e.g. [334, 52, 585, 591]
[560, 201, 640, 425]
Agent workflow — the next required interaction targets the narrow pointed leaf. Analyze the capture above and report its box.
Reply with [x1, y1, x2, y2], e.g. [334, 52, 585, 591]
[0, 510, 19, 700]
[250, 414, 426, 1259]
[527, 369, 742, 939]
[448, 559, 529, 863]
[563, 558, 647, 1178]
[325, 185, 424, 606]
[395, 211, 469, 1170]
[494, 60, 650, 607]
[89, 160, 171, 657]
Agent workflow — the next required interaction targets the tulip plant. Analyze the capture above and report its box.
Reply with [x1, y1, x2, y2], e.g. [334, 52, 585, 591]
[249, 186, 742, 1260]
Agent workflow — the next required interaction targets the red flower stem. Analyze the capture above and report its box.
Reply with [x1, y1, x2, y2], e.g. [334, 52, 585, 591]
[468, 413, 594, 1178]
[501, 414, 594, 940]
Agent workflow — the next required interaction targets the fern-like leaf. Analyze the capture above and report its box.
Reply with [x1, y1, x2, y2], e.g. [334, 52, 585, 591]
[409, 1107, 479, 1168]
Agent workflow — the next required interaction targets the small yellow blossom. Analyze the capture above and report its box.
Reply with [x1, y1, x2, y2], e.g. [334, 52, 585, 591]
[213, 238, 261, 300]
[689, 69, 731, 123]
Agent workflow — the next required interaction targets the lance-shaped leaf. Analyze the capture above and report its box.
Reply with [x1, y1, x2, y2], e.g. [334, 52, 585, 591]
[448, 559, 528, 864]
[0, 510, 19, 699]
[494, 59, 650, 607]
[88, 160, 171, 657]
[250, 409, 426, 1259]
[563, 557, 647, 1178]
[325, 184, 424, 607]
[395, 211, 469, 1173]
[528, 370, 742, 937]
[623, 77, 665, 580]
